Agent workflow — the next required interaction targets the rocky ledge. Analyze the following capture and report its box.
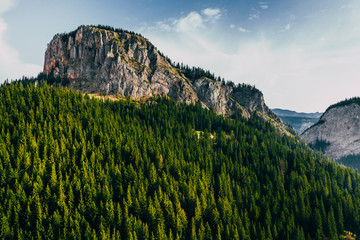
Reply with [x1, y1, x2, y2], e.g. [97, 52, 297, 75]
[44, 25, 293, 135]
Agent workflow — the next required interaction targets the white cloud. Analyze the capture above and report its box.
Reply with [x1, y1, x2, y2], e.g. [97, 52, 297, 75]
[174, 11, 204, 32]
[280, 23, 291, 32]
[249, 13, 259, 20]
[144, 8, 223, 33]
[0, 0, 14, 14]
[155, 21, 172, 32]
[258, 2, 269, 10]
[202, 8, 222, 22]
[0, 0, 42, 82]
[238, 27, 249, 33]
[142, 2, 360, 112]
[230, 24, 249, 32]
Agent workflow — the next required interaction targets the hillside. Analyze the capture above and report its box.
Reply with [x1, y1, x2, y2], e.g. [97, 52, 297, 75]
[0, 81, 360, 239]
[302, 98, 360, 163]
[272, 109, 322, 134]
[42, 25, 294, 136]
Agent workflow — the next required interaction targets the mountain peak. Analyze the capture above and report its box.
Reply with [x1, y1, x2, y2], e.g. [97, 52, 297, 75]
[44, 25, 191, 100]
[43, 25, 293, 134]
[302, 99, 360, 160]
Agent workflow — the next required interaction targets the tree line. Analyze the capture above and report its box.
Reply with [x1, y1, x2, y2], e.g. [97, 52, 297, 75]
[0, 80, 359, 239]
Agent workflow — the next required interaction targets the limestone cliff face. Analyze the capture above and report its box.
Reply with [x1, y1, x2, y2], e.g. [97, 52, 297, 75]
[302, 103, 360, 159]
[44, 25, 290, 133]
[44, 26, 197, 104]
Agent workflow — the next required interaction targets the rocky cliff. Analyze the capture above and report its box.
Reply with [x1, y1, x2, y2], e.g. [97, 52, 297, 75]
[44, 25, 292, 134]
[44, 26, 199, 104]
[302, 101, 360, 160]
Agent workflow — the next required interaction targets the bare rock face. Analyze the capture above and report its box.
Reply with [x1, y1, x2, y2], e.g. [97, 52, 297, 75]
[44, 26, 198, 104]
[44, 25, 291, 134]
[302, 103, 360, 159]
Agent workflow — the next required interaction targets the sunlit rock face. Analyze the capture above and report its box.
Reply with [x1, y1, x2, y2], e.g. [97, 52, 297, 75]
[302, 103, 360, 160]
[44, 25, 291, 133]
[44, 26, 198, 103]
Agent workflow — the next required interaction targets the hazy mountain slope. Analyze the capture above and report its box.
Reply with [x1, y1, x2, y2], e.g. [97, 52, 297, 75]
[272, 109, 322, 119]
[272, 108, 322, 134]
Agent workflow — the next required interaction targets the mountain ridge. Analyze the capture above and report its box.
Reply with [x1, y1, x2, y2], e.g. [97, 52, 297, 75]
[1, 24, 360, 239]
[272, 108, 322, 134]
[43, 25, 294, 135]
[272, 108, 322, 119]
[1, 81, 359, 239]
[302, 98, 360, 161]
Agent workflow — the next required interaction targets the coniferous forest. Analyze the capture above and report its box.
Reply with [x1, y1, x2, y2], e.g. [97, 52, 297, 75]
[1, 80, 360, 239]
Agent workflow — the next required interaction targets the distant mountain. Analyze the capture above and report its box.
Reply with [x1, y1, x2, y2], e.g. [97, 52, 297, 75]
[272, 108, 322, 118]
[272, 108, 322, 134]
[302, 97, 360, 168]
[43, 25, 294, 136]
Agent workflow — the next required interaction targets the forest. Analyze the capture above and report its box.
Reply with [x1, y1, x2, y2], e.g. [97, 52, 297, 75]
[0, 80, 360, 239]
[325, 97, 360, 112]
[339, 154, 360, 172]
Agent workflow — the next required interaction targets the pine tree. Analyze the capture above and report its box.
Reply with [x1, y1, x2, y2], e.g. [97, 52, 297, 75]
[327, 208, 338, 240]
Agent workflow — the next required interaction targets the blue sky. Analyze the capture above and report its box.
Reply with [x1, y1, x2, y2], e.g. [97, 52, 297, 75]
[0, 0, 359, 112]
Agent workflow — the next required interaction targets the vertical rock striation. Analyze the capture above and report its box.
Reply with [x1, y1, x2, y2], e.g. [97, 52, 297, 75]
[44, 25, 292, 134]
[44, 26, 198, 104]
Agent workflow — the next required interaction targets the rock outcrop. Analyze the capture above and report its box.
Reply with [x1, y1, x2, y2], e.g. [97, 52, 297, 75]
[302, 102, 360, 159]
[44, 26, 198, 104]
[44, 25, 292, 134]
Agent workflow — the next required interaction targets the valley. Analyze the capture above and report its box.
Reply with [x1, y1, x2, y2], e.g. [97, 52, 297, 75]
[0, 25, 359, 239]
[272, 108, 322, 134]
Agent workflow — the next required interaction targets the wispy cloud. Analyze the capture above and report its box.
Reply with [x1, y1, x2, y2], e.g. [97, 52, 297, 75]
[0, 0, 42, 82]
[138, 2, 360, 112]
[153, 21, 172, 32]
[280, 23, 291, 32]
[249, 8, 260, 20]
[174, 11, 204, 32]
[238, 27, 249, 33]
[202, 8, 222, 22]
[248, 13, 259, 20]
[230, 24, 249, 32]
[145, 8, 223, 33]
[258, 2, 269, 10]
[0, 0, 13, 14]
[340, 4, 353, 9]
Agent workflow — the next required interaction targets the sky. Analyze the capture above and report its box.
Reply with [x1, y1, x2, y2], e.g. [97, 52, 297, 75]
[0, 0, 359, 112]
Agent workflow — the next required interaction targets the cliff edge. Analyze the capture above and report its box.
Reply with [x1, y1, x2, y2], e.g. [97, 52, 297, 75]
[302, 99, 360, 159]
[44, 25, 293, 135]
